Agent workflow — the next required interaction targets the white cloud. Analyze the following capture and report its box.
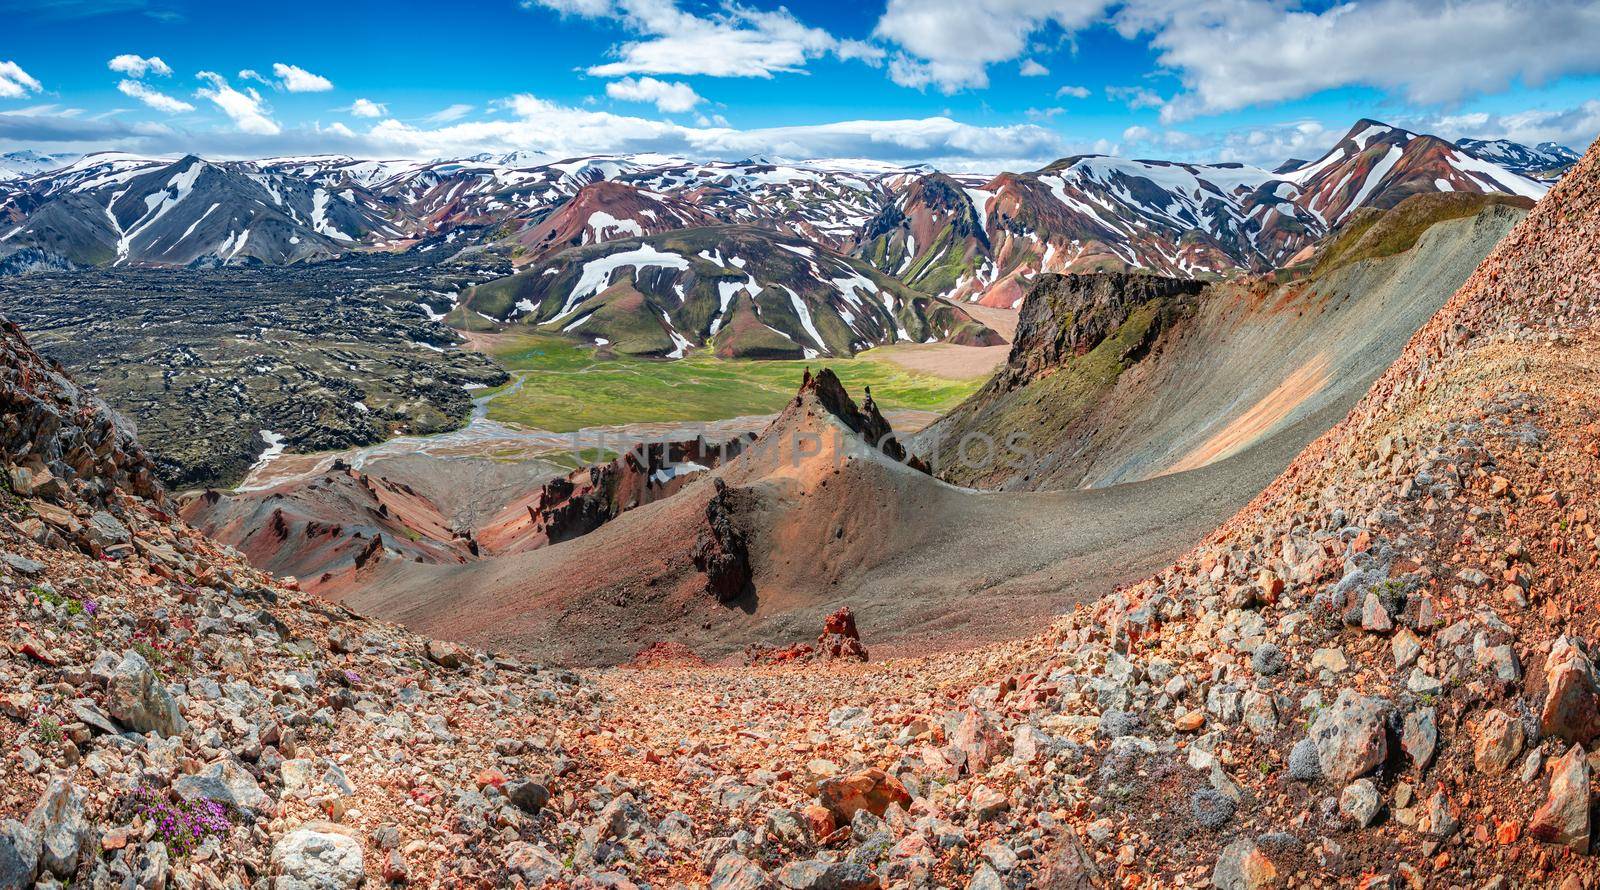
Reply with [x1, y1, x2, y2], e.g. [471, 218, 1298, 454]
[272, 62, 333, 93]
[0, 61, 43, 99]
[1402, 101, 1600, 152]
[1056, 84, 1090, 99]
[423, 103, 475, 124]
[1106, 84, 1163, 110]
[1114, 0, 1600, 123]
[348, 98, 387, 118]
[1019, 59, 1049, 77]
[194, 71, 281, 135]
[872, 0, 1600, 120]
[359, 91, 1070, 170]
[107, 54, 173, 78]
[605, 76, 703, 113]
[874, 0, 1109, 93]
[117, 79, 195, 113]
[526, 0, 882, 79]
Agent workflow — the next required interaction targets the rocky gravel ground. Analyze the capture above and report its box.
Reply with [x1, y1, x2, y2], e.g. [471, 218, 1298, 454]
[1, 144, 1597, 889]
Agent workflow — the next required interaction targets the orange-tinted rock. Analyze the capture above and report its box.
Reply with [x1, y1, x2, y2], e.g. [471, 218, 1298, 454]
[817, 768, 911, 822]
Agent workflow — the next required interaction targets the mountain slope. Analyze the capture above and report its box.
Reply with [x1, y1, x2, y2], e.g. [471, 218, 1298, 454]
[919, 192, 1529, 490]
[0, 154, 398, 267]
[459, 225, 1001, 358]
[1456, 136, 1580, 179]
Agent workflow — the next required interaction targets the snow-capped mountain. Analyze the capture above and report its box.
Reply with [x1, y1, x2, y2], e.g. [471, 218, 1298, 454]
[460, 225, 1001, 358]
[1, 153, 401, 266]
[1454, 137, 1580, 180]
[857, 119, 1550, 306]
[0, 150, 77, 180]
[0, 119, 1551, 286]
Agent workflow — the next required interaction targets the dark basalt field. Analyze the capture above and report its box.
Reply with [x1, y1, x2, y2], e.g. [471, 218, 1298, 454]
[0, 249, 512, 488]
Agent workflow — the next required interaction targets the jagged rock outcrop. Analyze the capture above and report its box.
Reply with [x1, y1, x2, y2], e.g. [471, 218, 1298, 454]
[692, 478, 752, 602]
[1000, 272, 1206, 388]
[0, 318, 160, 506]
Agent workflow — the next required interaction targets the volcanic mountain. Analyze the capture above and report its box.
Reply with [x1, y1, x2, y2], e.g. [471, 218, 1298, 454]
[0, 153, 398, 267]
[457, 225, 1001, 358]
[919, 190, 1535, 489]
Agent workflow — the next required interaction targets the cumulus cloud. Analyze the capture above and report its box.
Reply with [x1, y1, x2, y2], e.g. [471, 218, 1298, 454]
[357, 91, 1069, 170]
[605, 76, 703, 113]
[271, 62, 333, 93]
[1019, 59, 1049, 77]
[872, 1, 1600, 119]
[525, 0, 881, 79]
[1056, 84, 1090, 99]
[117, 79, 194, 113]
[874, 0, 1108, 93]
[348, 98, 387, 118]
[194, 71, 280, 135]
[1116, 0, 1600, 123]
[1106, 85, 1163, 110]
[0, 60, 43, 99]
[1402, 101, 1600, 153]
[107, 54, 172, 78]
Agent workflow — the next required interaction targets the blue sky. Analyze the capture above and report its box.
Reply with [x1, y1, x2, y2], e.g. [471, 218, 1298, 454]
[2, 0, 1598, 170]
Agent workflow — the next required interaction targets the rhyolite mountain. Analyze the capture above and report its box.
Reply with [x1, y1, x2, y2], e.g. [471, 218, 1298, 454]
[457, 224, 1001, 358]
[1, 120, 1551, 303]
[1455, 137, 1580, 180]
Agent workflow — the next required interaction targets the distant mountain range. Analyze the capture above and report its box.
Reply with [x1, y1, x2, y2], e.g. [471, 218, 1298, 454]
[0, 122, 1574, 317]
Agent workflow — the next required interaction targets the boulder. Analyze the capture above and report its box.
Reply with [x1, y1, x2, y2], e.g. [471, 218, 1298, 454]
[1472, 708, 1525, 774]
[105, 650, 185, 737]
[710, 851, 773, 890]
[0, 819, 39, 888]
[26, 779, 89, 878]
[270, 823, 364, 890]
[1308, 690, 1388, 784]
[174, 757, 271, 815]
[1540, 636, 1600, 744]
[817, 769, 911, 823]
[1529, 744, 1591, 853]
[1212, 838, 1277, 889]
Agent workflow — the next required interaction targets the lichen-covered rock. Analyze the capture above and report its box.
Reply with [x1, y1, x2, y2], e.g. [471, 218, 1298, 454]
[270, 824, 364, 890]
[1309, 690, 1389, 784]
[105, 649, 185, 737]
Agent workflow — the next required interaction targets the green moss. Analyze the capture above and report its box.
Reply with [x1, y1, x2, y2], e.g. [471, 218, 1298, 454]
[480, 331, 986, 432]
[1311, 192, 1535, 277]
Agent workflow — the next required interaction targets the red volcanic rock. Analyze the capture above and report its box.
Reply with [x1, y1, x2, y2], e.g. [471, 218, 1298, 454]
[817, 606, 868, 662]
[816, 768, 911, 823]
[631, 641, 707, 668]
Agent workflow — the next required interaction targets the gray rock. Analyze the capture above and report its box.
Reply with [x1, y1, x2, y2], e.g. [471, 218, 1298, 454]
[1, 553, 45, 576]
[1401, 707, 1437, 770]
[776, 859, 876, 890]
[174, 757, 270, 814]
[86, 511, 131, 547]
[711, 851, 773, 889]
[1096, 709, 1138, 739]
[1339, 779, 1382, 827]
[1309, 690, 1388, 784]
[966, 863, 1006, 890]
[270, 823, 364, 890]
[1250, 643, 1285, 676]
[1529, 744, 1591, 852]
[26, 780, 88, 878]
[0, 819, 39, 888]
[106, 650, 185, 737]
[1212, 838, 1277, 889]
[507, 779, 550, 814]
[1191, 788, 1236, 829]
